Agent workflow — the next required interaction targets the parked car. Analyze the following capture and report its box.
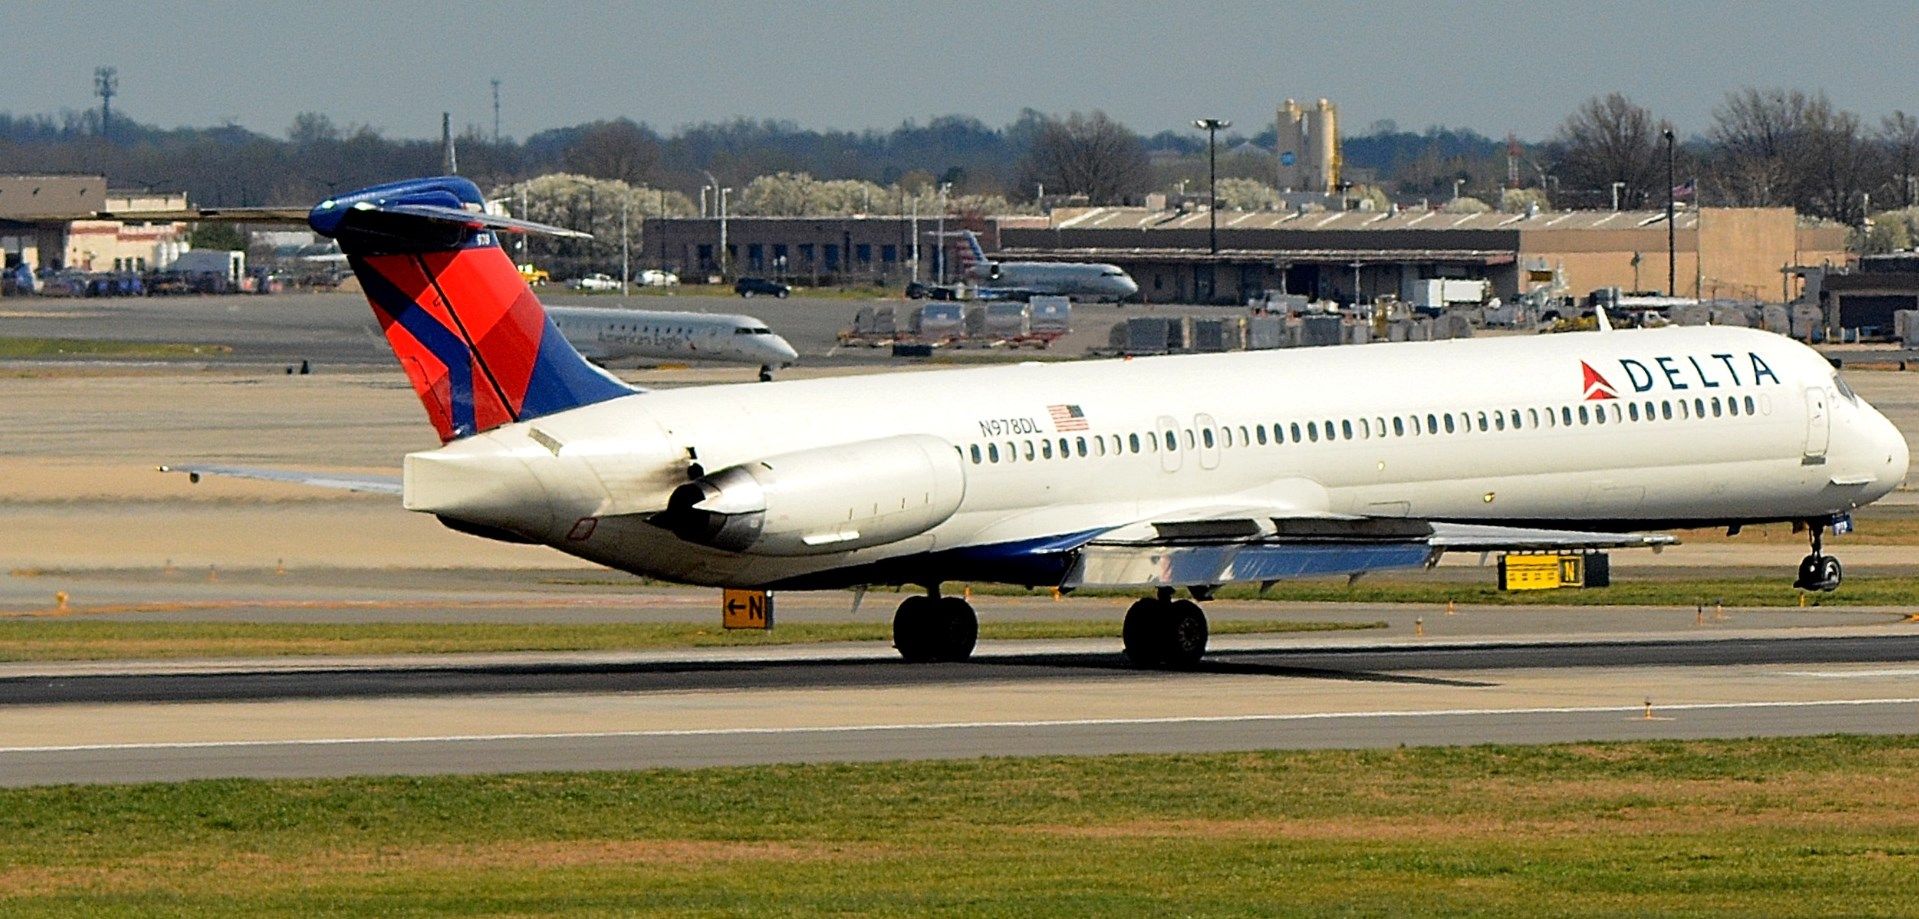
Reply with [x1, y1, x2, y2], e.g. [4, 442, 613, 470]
[733, 277, 790, 298]
[570, 273, 620, 291]
[639, 269, 679, 287]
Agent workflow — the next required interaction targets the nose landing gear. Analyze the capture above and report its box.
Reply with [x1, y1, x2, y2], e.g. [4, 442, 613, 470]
[1793, 522, 1843, 592]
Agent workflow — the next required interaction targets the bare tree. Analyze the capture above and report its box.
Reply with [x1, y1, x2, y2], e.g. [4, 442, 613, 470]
[1550, 93, 1668, 208]
[1881, 111, 1919, 208]
[1802, 108, 1879, 224]
[560, 119, 661, 186]
[1706, 87, 1827, 209]
[1014, 111, 1149, 205]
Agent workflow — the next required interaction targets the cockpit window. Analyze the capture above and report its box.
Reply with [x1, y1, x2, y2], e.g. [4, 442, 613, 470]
[1834, 372, 1858, 404]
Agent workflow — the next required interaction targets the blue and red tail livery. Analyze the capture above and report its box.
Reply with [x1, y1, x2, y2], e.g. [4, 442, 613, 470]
[310, 177, 635, 441]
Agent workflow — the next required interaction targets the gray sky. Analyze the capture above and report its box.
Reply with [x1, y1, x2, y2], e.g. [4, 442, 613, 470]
[9, 1, 1916, 141]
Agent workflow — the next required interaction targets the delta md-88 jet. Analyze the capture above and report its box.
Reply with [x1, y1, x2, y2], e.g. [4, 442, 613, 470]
[171, 177, 1909, 668]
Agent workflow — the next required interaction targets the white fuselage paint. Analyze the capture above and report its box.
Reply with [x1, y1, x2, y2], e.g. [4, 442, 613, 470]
[968, 261, 1139, 301]
[406, 326, 1908, 589]
[546, 306, 798, 369]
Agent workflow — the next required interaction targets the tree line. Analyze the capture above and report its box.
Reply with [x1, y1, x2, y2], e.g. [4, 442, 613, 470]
[1, 90, 1912, 238]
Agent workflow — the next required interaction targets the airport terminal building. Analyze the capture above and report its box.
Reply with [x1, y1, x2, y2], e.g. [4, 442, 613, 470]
[645, 205, 1848, 306]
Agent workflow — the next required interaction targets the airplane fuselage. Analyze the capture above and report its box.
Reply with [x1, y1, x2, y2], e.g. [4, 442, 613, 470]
[968, 261, 1138, 301]
[406, 325, 1907, 589]
[547, 306, 798, 369]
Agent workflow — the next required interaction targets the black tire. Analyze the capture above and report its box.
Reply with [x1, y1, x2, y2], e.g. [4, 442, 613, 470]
[1161, 599, 1209, 669]
[933, 597, 978, 662]
[776, 289, 789, 298]
[1819, 556, 1843, 591]
[1122, 597, 1208, 669]
[758, 367, 774, 382]
[892, 596, 938, 662]
[1122, 598, 1165, 666]
[740, 290, 753, 298]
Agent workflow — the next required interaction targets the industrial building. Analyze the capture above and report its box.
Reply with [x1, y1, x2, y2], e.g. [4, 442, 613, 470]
[640, 214, 977, 286]
[0, 175, 189, 275]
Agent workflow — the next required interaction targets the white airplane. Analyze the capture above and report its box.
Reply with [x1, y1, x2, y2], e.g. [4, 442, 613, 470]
[171, 177, 1909, 668]
[919, 230, 1138, 302]
[546, 305, 798, 381]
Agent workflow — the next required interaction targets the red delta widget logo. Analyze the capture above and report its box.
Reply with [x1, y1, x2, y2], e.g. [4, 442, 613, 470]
[1580, 353, 1782, 401]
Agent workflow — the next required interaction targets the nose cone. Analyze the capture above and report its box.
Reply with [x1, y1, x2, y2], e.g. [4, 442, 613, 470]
[1884, 421, 1911, 494]
[1116, 276, 1139, 298]
[767, 336, 799, 366]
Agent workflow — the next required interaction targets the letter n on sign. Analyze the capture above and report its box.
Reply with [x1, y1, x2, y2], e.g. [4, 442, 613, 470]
[722, 589, 774, 630]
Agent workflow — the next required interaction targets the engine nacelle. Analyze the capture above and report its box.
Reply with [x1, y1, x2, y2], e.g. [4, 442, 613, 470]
[660, 434, 966, 556]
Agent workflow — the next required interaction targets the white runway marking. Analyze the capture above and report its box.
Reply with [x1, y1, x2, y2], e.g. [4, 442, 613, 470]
[1783, 668, 1919, 679]
[6, 697, 1918, 755]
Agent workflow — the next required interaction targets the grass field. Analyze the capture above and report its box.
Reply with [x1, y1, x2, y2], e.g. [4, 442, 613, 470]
[0, 337, 231, 360]
[0, 618, 1379, 662]
[1, 736, 1915, 915]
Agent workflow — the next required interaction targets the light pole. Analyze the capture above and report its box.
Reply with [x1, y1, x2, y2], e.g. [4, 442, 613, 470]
[935, 182, 951, 285]
[1610, 181, 1625, 212]
[1193, 118, 1229, 254]
[1452, 178, 1464, 202]
[1663, 128, 1676, 297]
[719, 187, 732, 281]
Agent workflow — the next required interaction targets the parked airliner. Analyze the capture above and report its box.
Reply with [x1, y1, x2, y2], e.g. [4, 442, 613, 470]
[169, 177, 1908, 669]
[546, 305, 798, 381]
[939, 230, 1138, 302]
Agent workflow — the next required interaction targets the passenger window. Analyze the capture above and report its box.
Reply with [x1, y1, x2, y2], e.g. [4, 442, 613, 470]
[1577, 405, 1589, 425]
[1559, 407, 1571, 426]
[1711, 397, 1722, 417]
[1256, 425, 1268, 445]
[1376, 416, 1387, 436]
[1744, 396, 1756, 415]
[988, 443, 1000, 463]
[1493, 411, 1505, 431]
[1424, 414, 1437, 434]
[1183, 430, 1195, 449]
[1661, 401, 1673, 420]
[1693, 398, 1706, 418]
[970, 445, 982, 464]
[1240, 425, 1250, 444]
[1024, 441, 1036, 461]
[1393, 417, 1405, 436]
[1443, 414, 1455, 434]
[1128, 433, 1140, 453]
[1727, 398, 1739, 417]
[1307, 421, 1319, 442]
[1203, 428, 1216, 448]
[1628, 403, 1640, 422]
[1165, 431, 1178, 451]
[1076, 437, 1088, 457]
[1058, 438, 1069, 457]
[1527, 408, 1539, 428]
[1041, 440, 1053, 459]
[1595, 405, 1607, 424]
[1291, 422, 1303, 443]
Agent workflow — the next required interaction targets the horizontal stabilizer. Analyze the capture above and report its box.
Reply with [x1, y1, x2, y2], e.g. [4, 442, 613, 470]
[340, 200, 592, 239]
[159, 464, 401, 495]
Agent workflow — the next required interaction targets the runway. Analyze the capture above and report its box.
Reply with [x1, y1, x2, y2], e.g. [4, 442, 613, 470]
[4, 626, 1917, 786]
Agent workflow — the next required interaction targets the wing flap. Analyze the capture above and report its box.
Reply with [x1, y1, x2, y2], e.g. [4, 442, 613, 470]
[1061, 507, 1675, 589]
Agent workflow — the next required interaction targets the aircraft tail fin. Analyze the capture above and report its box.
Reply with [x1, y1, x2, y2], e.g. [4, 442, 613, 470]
[309, 176, 638, 443]
[954, 230, 991, 273]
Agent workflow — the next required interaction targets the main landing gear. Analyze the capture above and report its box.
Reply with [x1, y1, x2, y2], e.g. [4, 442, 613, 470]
[758, 365, 775, 382]
[1793, 521, 1843, 592]
[892, 589, 978, 662]
[889, 585, 1212, 669]
[1122, 588, 1209, 669]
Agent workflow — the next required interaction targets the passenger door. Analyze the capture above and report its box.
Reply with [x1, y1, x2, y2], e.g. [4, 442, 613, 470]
[1155, 415, 1183, 473]
[1194, 413, 1221, 470]
[1804, 386, 1830, 461]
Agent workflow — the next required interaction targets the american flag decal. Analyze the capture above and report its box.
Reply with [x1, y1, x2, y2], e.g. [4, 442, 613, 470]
[1048, 403, 1089, 431]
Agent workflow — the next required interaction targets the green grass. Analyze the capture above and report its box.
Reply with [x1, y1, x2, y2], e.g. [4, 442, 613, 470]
[1, 736, 1916, 915]
[0, 337, 232, 360]
[0, 618, 1378, 662]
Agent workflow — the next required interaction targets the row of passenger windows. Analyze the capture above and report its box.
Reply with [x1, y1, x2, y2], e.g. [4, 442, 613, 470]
[964, 394, 1772, 466]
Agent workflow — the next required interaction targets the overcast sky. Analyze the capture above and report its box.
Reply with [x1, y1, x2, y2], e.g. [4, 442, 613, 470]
[9, 1, 1915, 142]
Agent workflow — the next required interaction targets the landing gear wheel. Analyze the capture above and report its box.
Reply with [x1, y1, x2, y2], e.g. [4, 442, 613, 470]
[893, 595, 977, 662]
[1122, 598, 1209, 669]
[758, 366, 774, 382]
[1792, 523, 1843, 592]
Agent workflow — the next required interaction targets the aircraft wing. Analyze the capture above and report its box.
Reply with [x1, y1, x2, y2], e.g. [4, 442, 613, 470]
[1061, 507, 1675, 589]
[158, 464, 402, 496]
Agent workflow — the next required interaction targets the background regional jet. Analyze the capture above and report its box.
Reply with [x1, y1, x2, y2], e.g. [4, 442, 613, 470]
[546, 305, 798, 381]
[169, 176, 1909, 669]
[921, 230, 1137, 302]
